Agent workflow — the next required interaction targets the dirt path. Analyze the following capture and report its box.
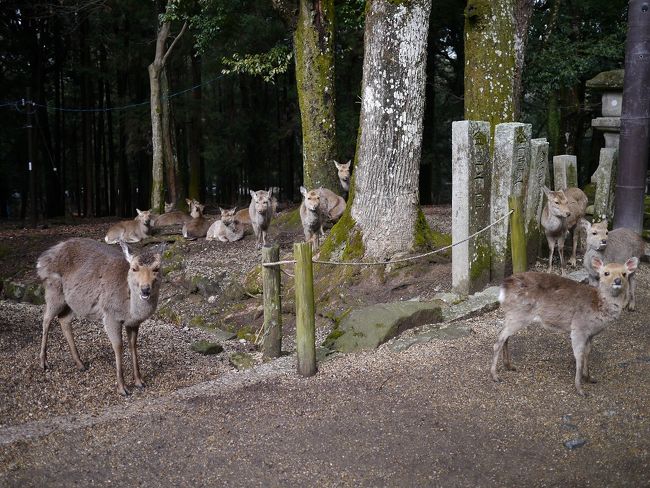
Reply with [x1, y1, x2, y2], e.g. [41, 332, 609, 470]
[1, 268, 649, 486]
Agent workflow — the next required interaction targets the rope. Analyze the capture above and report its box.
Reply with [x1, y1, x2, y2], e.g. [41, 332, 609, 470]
[262, 209, 514, 268]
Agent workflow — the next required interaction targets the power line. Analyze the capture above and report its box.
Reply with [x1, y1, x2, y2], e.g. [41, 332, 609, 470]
[0, 73, 226, 114]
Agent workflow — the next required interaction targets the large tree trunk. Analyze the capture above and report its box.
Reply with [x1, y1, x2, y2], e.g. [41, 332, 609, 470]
[274, 0, 339, 192]
[149, 12, 187, 213]
[161, 67, 179, 204]
[187, 52, 203, 202]
[464, 0, 533, 126]
[349, 0, 432, 259]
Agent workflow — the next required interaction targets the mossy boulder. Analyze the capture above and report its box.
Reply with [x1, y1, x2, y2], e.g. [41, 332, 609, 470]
[2, 280, 26, 301]
[229, 352, 255, 370]
[243, 265, 263, 295]
[191, 340, 223, 355]
[329, 300, 445, 353]
[183, 273, 224, 296]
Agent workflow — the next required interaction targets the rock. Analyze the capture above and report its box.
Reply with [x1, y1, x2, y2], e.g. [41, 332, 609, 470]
[229, 352, 255, 370]
[329, 301, 445, 353]
[567, 269, 589, 284]
[2, 280, 25, 301]
[440, 286, 500, 322]
[212, 328, 237, 341]
[389, 324, 472, 352]
[182, 273, 224, 296]
[191, 340, 223, 355]
[564, 439, 587, 450]
[23, 283, 45, 305]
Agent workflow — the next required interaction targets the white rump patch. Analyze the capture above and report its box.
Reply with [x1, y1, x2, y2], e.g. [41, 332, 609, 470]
[498, 287, 506, 304]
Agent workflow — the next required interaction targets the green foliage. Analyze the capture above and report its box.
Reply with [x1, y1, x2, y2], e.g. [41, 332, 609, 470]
[221, 44, 293, 82]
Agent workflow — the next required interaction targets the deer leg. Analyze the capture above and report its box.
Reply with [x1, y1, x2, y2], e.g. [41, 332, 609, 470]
[582, 338, 597, 383]
[547, 236, 556, 272]
[104, 318, 129, 396]
[502, 338, 516, 371]
[628, 274, 637, 311]
[40, 284, 67, 371]
[126, 324, 145, 388]
[491, 318, 520, 382]
[59, 311, 85, 371]
[557, 234, 567, 275]
[571, 330, 587, 396]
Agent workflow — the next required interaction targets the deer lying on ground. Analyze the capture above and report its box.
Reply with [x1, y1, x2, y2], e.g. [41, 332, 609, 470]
[583, 219, 645, 310]
[154, 202, 192, 227]
[37, 238, 164, 396]
[491, 256, 638, 396]
[249, 189, 276, 248]
[299, 186, 330, 250]
[541, 186, 588, 274]
[105, 209, 153, 244]
[206, 207, 245, 242]
[333, 160, 351, 195]
[182, 199, 211, 239]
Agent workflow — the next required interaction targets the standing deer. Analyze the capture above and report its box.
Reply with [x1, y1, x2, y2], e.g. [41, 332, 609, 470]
[299, 186, 330, 250]
[541, 186, 587, 274]
[583, 219, 645, 310]
[249, 189, 276, 248]
[105, 209, 153, 244]
[491, 256, 638, 396]
[37, 238, 164, 396]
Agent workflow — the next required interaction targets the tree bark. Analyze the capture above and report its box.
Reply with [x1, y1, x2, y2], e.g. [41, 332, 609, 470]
[149, 13, 187, 213]
[161, 67, 179, 204]
[464, 0, 533, 126]
[187, 52, 203, 201]
[350, 0, 432, 259]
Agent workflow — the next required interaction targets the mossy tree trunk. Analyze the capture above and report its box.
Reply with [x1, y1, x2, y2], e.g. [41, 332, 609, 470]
[348, 0, 432, 260]
[149, 12, 187, 213]
[274, 0, 340, 192]
[161, 67, 180, 205]
[464, 0, 533, 128]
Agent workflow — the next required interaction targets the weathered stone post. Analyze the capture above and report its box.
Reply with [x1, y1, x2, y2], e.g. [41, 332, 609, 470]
[592, 148, 618, 222]
[553, 155, 578, 190]
[525, 138, 550, 263]
[491, 123, 532, 282]
[451, 121, 491, 296]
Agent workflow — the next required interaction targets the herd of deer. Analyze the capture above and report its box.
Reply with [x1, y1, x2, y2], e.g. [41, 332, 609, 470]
[35, 160, 645, 397]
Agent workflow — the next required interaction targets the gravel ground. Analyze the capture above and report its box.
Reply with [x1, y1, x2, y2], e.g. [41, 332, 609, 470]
[1, 207, 648, 485]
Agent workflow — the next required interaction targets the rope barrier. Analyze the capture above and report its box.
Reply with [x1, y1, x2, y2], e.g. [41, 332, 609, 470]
[262, 209, 514, 268]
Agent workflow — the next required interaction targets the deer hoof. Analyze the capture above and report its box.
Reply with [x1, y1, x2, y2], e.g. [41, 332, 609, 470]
[76, 362, 88, 372]
[117, 386, 131, 396]
[134, 380, 147, 389]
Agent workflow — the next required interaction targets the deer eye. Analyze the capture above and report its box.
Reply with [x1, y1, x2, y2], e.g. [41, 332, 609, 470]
[592, 232, 597, 235]
[622, 273, 627, 278]
[152, 267, 160, 273]
[605, 232, 608, 235]
[604, 272, 610, 277]
[554, 200, 559, 204]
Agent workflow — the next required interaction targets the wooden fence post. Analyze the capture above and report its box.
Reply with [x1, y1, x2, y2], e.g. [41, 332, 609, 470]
[294, 242, 316, 377]
[262, 244, 282, 358]
[509, 195, 527, 274]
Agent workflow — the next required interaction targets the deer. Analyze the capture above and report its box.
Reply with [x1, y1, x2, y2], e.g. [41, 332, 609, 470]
[248, 189, 276, 248]
[491, 256, 638, 396]
[333, 160, 351, 195]
[299, 186, 330, 250]
[153, 202, 192, 227]
[37, 238, 164, 396]
[206, 207, 245, 242]
[319, 187, 346, 222]
[541, 186, 587, 274]
[583, 219, 645, 310]
[105, 209, 153, 244]
[182, 199, 212, 239]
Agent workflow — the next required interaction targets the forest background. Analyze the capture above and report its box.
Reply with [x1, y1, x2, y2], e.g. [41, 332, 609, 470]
[0, 0, 627, 219]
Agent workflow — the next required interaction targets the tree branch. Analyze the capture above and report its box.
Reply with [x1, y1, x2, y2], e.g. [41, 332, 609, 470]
[272, 0, 298, 29]
[161, 21, 188, 68]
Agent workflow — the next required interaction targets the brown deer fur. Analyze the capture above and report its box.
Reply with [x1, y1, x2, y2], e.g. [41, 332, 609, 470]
[37, 238, 163, 396]
[105, 209, 153, 244]
[491, 256, 638, 396]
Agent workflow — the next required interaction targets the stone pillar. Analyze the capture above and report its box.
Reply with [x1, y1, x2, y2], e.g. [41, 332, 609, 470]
[587, 69, 623, 150]
[491, 123, 532, 282]
[525, 138, 549, 264]
[592, 148, 618, 222]
[452, 121, 491, 296]
[553, 155, 577, 190]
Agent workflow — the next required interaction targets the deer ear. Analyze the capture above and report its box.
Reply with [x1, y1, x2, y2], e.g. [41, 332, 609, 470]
[542, 186, 551, 197]
[333, 160, 341, 169]
[625, 257, 639, 274]
[300, 186, 308, 197]
[591, 256, 604, 272]
[345, 160, 351, 168]
[119, 240, 134, 264]
[136, 208, 142, 215]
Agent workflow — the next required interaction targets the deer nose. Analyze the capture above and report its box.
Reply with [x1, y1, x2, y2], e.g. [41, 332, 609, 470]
[614, 278, 622, 286]
[601, 240, 607, 245]
[141, 285, 151, 297]
[566, 212, 571, 217]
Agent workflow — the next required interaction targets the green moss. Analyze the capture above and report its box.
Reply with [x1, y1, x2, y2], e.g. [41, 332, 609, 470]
[413, 208, 452, 256]
[243, 265, 263, 295]
[157, 306, 182, 325]
[190, 316, 206, 328]
[274, 208, 302, 230]
[322, 328, 344, 350]
[566, 164, 578, 188]
[470, 242, 491, 282]
[583, 183, 596, 205]
[236, 326, 257, 342]
[319, 174, 360, 260]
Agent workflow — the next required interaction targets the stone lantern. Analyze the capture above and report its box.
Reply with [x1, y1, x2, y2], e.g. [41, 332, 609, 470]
[586, 69, 624, 221]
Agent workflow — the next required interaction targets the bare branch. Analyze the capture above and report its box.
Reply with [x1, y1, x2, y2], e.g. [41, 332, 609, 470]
[161, 21, 188, 68]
